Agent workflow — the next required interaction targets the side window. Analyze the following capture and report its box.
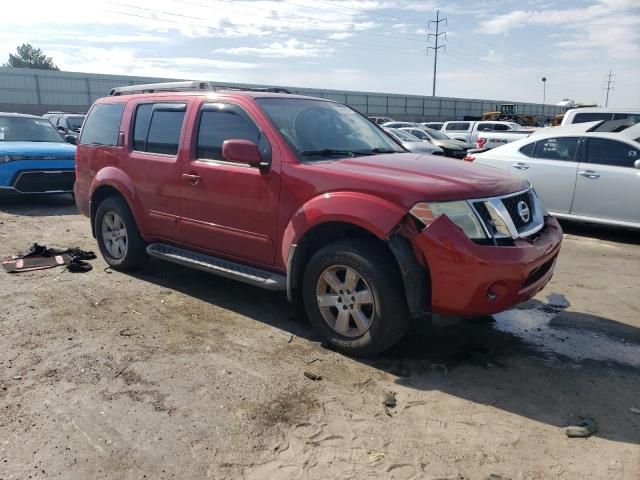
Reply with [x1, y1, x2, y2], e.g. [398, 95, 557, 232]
[586, 138, 640, 168]
[613, 113, 640, 123]
[477, 123, 493, 132]
[572, 112, 613, 124]
[519, 142, 535, 157]
[80, 103, 125, 146]
[493, 124, 509, 131]
[196, 104, 260, 160]
[146, 108, 186, 155]
[445, 122, 470, 131]
[533, 137, 578, 161]
[132, 104, 153, 151]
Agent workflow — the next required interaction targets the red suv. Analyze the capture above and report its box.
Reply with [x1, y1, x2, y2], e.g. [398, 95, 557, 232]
[75, 84, 562, 355]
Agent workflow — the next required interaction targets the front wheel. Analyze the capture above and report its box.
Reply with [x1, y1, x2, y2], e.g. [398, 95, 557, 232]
[303, 239, 411, 356]
[95, 196, 148, 271]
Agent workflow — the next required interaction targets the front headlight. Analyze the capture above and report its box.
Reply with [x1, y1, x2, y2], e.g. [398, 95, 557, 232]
[410, 201, 487, 239]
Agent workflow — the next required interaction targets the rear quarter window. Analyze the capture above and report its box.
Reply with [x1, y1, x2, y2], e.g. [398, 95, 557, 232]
[80, 103, 125, 146]
[572, 112, 613, 124]
[445, 122, 471, 131]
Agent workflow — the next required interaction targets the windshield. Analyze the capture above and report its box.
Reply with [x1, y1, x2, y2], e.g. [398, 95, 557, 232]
[66, 115, 85, 130]
[0, 116, 64, 143]
[387, 128, 419, 142]
[421, 127, 450, 140]
[257, 98, 403, 160]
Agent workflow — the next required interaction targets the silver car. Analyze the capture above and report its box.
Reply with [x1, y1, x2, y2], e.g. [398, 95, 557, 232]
[472, 124, 640, 229]
[384, 128, 443, 155]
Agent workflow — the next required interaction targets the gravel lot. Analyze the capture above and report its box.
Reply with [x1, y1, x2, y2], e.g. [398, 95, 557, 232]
[1, 195, 639, 480]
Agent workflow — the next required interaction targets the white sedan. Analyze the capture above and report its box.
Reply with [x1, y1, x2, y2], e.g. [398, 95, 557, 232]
[471, 123, 640, 229]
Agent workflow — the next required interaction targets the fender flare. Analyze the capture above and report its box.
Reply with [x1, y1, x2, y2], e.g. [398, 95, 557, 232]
[89, 167, 146, 234]
[281, 191, 408, 266]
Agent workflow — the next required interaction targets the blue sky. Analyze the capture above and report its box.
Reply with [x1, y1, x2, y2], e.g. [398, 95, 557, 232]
[3, 0, 639, 106]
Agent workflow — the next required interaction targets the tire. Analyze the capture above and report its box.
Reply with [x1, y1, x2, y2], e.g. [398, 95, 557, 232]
[303, 238, 411, 356]
[95, 195, 148, 271]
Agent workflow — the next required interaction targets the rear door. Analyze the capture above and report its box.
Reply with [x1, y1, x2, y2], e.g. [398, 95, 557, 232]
[504, 136, 580, 213]
[571, 137, 640, 224]
[178, 100, 281, 265]
[127, 101, 187, 240]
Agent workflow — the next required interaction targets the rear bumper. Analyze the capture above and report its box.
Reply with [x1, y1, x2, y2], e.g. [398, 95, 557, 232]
[414, 215, 563, 316]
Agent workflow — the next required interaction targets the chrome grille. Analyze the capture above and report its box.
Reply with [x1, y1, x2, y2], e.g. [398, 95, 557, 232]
[470, 187, 544, 240]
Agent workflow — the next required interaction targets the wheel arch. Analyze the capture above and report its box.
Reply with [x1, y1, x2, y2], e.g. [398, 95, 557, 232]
[89, 167, 144, 237]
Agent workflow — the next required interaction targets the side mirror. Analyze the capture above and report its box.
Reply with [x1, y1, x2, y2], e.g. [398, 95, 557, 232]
[222, 139, 266, 167]
[635, 159, 640, 169]
[64, 134, 77, 145]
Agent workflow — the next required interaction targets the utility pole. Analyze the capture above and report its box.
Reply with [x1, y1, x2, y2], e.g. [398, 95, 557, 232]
[541, 77, 547, 104]
[427, 10, 447, 97]
[603, 69, 615, 107]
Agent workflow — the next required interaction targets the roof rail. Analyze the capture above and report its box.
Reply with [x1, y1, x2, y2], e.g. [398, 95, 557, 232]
[109, 80, 291, 96]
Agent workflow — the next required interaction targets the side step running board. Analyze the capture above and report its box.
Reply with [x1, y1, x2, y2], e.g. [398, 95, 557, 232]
[146, 243, 286, 291]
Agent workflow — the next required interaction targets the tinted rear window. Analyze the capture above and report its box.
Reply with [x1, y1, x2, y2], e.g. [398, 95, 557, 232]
[445, 122, 470, 131]
[80, 103, 125, 146]
[147, 110, 185, 155]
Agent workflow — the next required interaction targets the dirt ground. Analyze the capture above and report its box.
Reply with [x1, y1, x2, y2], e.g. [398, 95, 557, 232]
[0, 195, 639, 480]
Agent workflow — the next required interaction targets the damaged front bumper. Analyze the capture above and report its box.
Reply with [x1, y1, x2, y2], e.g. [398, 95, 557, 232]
[400, 214, 563, 316]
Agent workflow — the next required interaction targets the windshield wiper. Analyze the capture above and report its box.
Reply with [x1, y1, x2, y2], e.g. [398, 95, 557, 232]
[363, 148, 400, 154]
[300, 149, 358, 158]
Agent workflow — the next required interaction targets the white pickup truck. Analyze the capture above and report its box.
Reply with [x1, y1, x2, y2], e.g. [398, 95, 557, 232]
[441, 120, 523, 144]
[475, 129, 539, 150]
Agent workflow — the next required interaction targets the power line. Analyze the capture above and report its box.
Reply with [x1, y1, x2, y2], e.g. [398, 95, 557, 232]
[427, 10, 447, 96]
[603, 69, 615, 107]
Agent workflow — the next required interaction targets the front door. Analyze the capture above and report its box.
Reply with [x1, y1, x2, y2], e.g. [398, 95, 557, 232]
[179, 102, 280, 266]
[571, 137, 640, 224]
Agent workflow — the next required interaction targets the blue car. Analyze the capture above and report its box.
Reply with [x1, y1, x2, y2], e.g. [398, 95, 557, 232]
[0, 113, 76, 196]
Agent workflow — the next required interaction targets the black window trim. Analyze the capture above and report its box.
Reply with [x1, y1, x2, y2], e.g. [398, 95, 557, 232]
[130, 101, 187, 157]
[193, 101, 269, 168]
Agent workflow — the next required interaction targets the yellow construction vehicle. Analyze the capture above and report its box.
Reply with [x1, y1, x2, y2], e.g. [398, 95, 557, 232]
[481, 104, 538, 127]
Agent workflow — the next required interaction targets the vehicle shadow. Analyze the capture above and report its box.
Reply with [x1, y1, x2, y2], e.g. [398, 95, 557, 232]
[559, 219, 640, 245]
[0, 194, 77, 216]
[133, 260, 640, 445]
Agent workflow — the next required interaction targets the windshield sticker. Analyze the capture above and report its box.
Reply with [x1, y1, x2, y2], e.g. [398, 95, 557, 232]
[333, 105, 356, 114]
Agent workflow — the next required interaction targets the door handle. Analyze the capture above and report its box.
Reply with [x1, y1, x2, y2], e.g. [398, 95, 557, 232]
[579, 170, 600, 179]
[182, 173, 201, 184]
[512, 163, 530, 170]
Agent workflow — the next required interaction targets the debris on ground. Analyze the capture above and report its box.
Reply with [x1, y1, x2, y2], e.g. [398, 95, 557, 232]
[306, 358, 320, 364]
[119, 328, 134, 337]
[382, 391, 397, 408]
[11, 375, 22, 380]
[1, 243, 96, 273]
[369, 451, 385, 463]
[565, 416, 597, 438]
[287, 335, 293, 343]
[630, 407, 640, 415]
[303, 371, 322, 381]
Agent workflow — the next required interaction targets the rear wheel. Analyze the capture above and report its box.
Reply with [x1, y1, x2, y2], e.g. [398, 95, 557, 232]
[303, 239, 410, 355]
[95, 196, 147, 271]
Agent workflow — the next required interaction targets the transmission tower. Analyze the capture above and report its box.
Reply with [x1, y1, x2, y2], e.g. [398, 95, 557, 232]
[603, 70, 615, 107]
[427, 10, 447, 97]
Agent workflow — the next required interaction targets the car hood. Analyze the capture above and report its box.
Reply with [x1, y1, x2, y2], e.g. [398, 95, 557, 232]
[0, 141, 76, 157]
[433, 139, 469, 150]
[307, 153, 528, 205]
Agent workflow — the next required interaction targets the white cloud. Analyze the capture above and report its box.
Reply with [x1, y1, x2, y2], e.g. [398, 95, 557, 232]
[214, 39, 331, 58]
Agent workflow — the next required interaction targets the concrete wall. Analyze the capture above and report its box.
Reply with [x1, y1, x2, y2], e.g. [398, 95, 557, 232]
[0, 67, 565, 120]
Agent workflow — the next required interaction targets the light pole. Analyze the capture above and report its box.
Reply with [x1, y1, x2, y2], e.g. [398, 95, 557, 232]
[541, 77, 547, 104]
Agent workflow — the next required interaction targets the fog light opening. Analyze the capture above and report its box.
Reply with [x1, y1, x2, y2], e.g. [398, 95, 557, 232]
[487, 281, 507, 302]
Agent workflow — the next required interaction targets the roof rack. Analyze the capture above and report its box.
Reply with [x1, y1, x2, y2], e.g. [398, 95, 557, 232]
[108, 80, 291, 96]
